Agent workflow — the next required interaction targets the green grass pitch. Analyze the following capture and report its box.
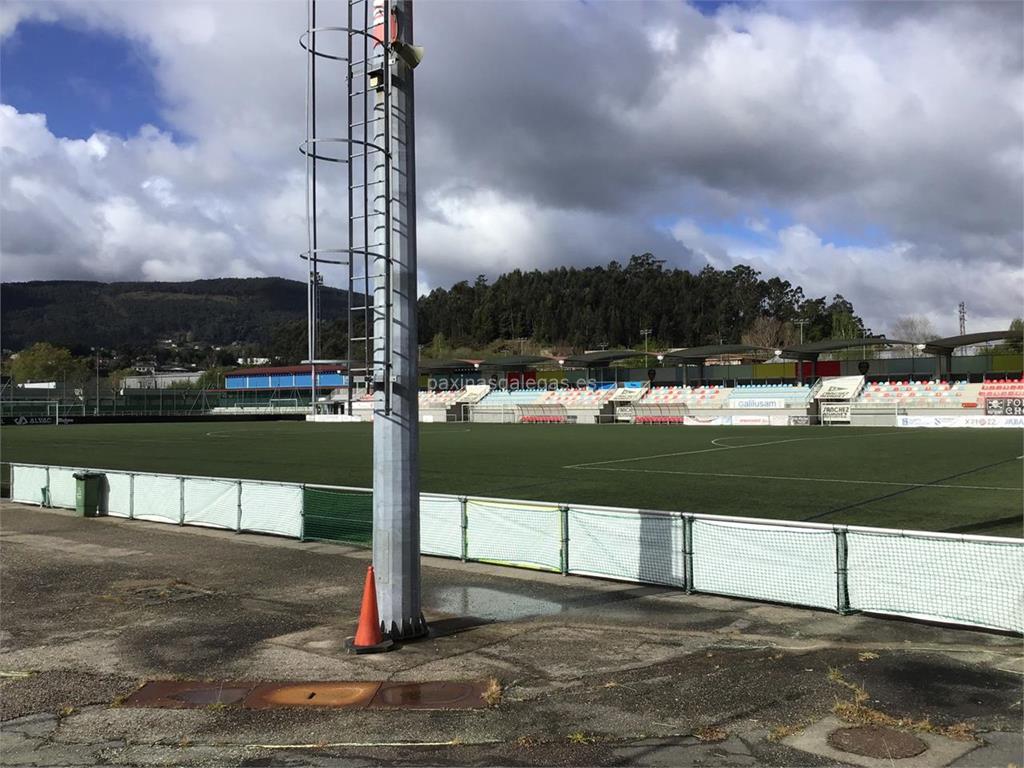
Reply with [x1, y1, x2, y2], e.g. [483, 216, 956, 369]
[3, 422, 1021, 536]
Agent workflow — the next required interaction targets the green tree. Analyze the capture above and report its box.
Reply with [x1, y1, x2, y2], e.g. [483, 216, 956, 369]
[108, 367, 136, 393]
[10, 343, 89, 386]
[1009, 318, 1024, 354]
[991, 318, 1024, 355]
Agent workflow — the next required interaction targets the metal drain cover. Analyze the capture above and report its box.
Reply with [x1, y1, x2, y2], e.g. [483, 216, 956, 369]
[122, 680, 490, 710]
[828, 726, 928, 759]
[125, 681, 254, 708]
[371, 681, 488, 709]
[243, 681, 381, 709]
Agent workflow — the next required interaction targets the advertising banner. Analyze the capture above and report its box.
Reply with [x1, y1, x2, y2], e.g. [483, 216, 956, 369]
[815, 376, 863, 400]
[683, 415, 732, 426]
[1, 415, 74, 425]
[789, 415, 811, 426]
[821, 403, 851, 423]
[730, 398, 786, 409]
[984, 397, 1024, 416]
[897, 415, 1024, 429]
[733, 415, 771, 426]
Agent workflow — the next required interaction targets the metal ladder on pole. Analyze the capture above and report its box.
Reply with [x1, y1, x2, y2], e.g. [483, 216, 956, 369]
[301, 0, 402, 416]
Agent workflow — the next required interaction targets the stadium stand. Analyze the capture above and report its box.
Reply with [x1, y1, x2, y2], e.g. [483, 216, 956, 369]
[537, 388, 616, 407]
[476, 389, 547, 407]
[419, 389, 463, 408]
[632, 385, 729, 423]
[853, 380, 981, 409]
[516, 387, 619, 424]
[418, 385, 492, 422]
[642, 385, 728, 406]
[979, 378, 1024, 399]
[470, 388, 548, 423]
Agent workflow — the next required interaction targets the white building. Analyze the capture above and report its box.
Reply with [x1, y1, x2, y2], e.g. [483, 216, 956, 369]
[122, 371, 204, 390]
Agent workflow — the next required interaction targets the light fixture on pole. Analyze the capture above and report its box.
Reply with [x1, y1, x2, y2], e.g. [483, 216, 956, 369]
[640, 328, 652, 365]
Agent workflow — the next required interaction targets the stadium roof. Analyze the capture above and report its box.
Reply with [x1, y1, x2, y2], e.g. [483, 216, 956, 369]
[418, 358, 483, 372]
[229, 364, 348, 376]
[478, 355, 555, 368]
[662, 344, 774, 362]
[560, 350, 639, 366]
[922, 330, 1022, 354]
[781, 337, 914, 361]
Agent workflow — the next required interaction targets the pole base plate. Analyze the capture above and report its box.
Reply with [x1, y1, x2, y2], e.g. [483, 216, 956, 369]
[344, 636, 395, 655]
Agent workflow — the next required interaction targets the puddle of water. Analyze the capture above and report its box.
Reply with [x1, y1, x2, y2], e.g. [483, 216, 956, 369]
[426, 586, 564, 621]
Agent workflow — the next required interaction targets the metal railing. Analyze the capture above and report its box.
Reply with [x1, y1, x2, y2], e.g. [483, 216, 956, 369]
[5, 461, 1022, 634]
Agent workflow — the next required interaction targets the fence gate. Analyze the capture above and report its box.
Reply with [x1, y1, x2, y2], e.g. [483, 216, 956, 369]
[302, 486, 373, 546]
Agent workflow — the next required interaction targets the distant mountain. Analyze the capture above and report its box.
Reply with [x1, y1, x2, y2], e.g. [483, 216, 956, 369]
[3, 258, 868, 355]
[0, 277, 350, 351]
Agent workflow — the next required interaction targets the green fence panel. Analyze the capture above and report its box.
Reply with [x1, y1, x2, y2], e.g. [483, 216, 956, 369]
[302, 487, 373, 546]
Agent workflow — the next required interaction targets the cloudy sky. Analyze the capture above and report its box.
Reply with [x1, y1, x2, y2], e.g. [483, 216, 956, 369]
[1, 0, 1021, 335]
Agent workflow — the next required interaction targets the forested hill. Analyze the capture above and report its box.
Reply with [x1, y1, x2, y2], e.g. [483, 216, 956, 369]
[418, 254, 866, 350]
[2, 257, 866, 355]
[0, 277, 350, 351]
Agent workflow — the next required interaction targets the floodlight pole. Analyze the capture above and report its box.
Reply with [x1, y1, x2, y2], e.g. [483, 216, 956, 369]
[372, 0, 426, 640]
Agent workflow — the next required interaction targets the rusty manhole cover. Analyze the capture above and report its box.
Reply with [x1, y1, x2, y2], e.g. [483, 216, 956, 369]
[122, 680, 490, 710]
[124, 681, 254, 708]
[828, 726, 928, 759]
[131, 581, 212, 606]
[243, 681, 381, 709]
[371, 681, 488, 709]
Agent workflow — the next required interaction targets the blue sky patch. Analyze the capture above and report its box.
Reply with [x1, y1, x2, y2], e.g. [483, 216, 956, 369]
[1, 20, 176, 141]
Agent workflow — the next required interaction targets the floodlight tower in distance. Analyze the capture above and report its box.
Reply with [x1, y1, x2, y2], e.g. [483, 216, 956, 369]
[301, 0, 426, 641]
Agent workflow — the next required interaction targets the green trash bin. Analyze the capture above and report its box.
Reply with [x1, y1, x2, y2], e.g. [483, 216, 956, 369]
[73, 472, 103, 517]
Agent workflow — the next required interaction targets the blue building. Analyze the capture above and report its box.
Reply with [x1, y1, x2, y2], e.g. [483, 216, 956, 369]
[224, 365, 348, 391]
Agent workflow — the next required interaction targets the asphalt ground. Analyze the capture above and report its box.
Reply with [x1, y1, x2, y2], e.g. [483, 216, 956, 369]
[1, 502, 1021, 767]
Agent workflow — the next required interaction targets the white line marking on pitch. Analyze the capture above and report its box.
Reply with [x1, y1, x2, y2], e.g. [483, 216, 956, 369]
[563, 430, 907, 470]
[570, 466, 1020, 492]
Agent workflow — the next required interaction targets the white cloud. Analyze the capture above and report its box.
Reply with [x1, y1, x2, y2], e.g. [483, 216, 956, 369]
[0, 105, 300, 282]
[647, 27, 678, 54]
[669, 219, 1023, 335]
[0, 0, 1020, 334]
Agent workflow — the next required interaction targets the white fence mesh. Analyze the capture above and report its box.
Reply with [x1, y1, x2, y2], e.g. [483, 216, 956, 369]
[466, 498, 562, 571]
[104, 472, 133, 517]
[132, 474, 182, 523]
[6, 462, 1023, 633]
[184, 478, 238, 530]
[692, 520, 837, 609]
[48, 467, 78, 509]
[568, 505, 686, 587]
[420, 494, 463, 558]
[847, 532, 1024, 633]
[239, 482, 302, 538]
[11, 465, 47, 505]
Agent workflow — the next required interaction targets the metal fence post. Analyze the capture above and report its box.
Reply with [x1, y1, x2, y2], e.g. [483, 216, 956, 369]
[682, 513, 694, 594]
[235, 481, 243, 533]
[129, 474, 135, 520]
[459, 496, 468, 562]
[833, 525, 853, 615]
[559, 505, 569, 576]
[178, 477, 185, 525]
[298, 484, 306, 541]
[43, 467, 51, 508]
[8, 464, 14, 503]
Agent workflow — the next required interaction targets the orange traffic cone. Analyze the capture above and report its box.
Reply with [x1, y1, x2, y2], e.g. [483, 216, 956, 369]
[345, 565, 394, 654]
